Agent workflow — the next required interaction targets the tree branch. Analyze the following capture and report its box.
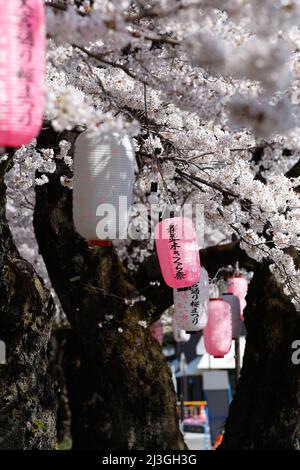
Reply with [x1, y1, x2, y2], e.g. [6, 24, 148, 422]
[33, 126, 187, 450]
[72, 44, 149, 86]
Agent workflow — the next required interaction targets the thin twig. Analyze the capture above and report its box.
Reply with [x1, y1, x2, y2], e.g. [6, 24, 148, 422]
[176, 168, 237, 198]
[45, 1, 67, 12]
[72, 44, 149, 85]
[129, 29, 179, 47]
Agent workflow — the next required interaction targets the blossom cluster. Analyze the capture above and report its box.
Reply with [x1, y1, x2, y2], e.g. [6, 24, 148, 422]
[5, 0, 300, 309]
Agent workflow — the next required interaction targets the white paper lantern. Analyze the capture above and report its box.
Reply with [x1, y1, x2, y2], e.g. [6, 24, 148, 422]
[222, 293, 242, 339]
[172, 316, 191, 343]
[73, 129, 135, 244]
[173, 267, 209, 331]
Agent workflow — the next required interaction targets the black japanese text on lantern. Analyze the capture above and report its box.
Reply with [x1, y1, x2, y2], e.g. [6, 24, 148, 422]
[190, 284, 200, 325]
[17, 0, 35, 126]
[168, 223, 185, 281]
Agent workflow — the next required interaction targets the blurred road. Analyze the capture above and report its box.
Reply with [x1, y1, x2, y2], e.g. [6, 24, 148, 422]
[184, 433, 210, 450]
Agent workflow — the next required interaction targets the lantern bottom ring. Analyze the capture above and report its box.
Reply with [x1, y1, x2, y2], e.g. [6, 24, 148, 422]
[88, 240, 113, 247]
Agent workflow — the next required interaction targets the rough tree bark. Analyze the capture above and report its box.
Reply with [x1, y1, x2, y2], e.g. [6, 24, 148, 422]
[0, 156, 56, 450]
[48, 328, 72, 444]
[34, 129, 186, 450]
[220, 261, 300, 449]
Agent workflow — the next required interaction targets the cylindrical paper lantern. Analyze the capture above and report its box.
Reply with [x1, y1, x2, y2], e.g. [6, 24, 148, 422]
[174, 267, 209, 331]
[222, 293, 241, 339]
[73, 130, 135, 244]
[227, 275, 248, 318]
[172, 316, 191, 343]
[149, 319, 163, 345]
[203, 298, 232, 358]
[0, 0, 45, 147]
[155, 217, 200, 288]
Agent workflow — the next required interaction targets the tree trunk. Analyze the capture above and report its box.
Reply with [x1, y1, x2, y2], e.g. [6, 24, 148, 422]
[0, 157, 56, 450]
[34, 130, 186, 450]
[48, 328, 72, 445]
[220, 261, 300, 449]
[138, 242, 300, 448]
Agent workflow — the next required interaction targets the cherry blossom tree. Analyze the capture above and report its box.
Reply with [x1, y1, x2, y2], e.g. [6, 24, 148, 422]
[1, 0, 300, 449]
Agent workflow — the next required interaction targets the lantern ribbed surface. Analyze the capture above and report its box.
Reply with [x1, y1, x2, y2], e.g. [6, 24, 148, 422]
[149, 319, 163, 345]
[222, 293, 241, 339]
[0, 0, 45, 147]
[203, 298, 232, 358]
[73, 130, 135, 242]
[172, 316, 191, 343]
[174, 267, 209, 331]
[227, 275, 248, 318]
[155, 217, 200, 288]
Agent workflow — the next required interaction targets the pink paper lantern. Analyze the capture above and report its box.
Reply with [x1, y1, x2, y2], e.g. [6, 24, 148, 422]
[155, 217, 200, 288]
[227, 275, 248, 318]
[0, 1, 46, 148]
[203, 298, 232, 358]
[173, 267, 209, 331]
[149, 319, 163, 345]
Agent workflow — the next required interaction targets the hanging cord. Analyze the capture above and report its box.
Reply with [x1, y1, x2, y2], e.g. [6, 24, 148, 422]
[210, 265, 234, 283]
[143, 83, 156, 177]
[144, 84, 175, 224]
[144, 83, 162, 223]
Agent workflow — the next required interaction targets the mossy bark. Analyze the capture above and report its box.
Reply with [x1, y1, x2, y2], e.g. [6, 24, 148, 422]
[0, 157, 56, 450]
[34, 130, 186, 450]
